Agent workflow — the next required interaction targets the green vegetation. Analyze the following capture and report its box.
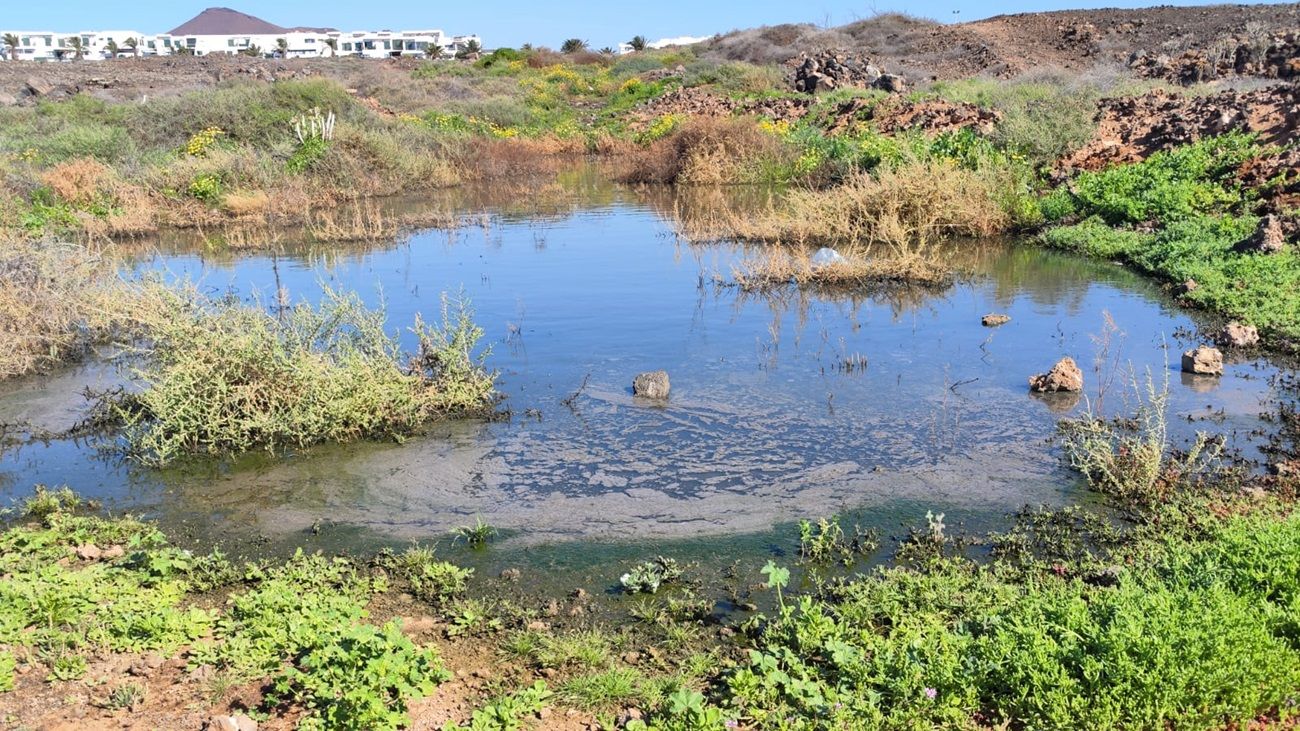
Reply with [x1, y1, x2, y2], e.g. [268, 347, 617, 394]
[1039, 134, 1300, 343]
[0, 490, 451, 730]
[107, 286, 495, 465]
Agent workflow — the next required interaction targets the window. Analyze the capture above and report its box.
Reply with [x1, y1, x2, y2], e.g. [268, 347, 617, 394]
[20, 36, 30, 46]
[186, 38, 196, 48]
[382, 40, 391, 50]
[343, 42, 352, 51]
[364, 41, 374, 50]
[305, 38, 315, 44]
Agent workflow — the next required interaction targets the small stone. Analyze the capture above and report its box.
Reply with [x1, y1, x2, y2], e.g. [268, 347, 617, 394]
[537, 707, 553, 720]
[1181, 278, 1199, 293]
[632, 370, 670, 400]
[75, 544, 102, 561]
[1029, 357, 1084, 393]
[205, 715, 257, 731]
[570, 588, 589, 601]
[1181, 346, 1224, 375]
[622, 651, 642, 664]
[1216, 321, 1259, 348]
[101, 545, 125, 560]
[526, 620, 549, 632]
[544, 600, 560, 617]
[499, 568, 522, 582]
[981, 313, 1011, 327]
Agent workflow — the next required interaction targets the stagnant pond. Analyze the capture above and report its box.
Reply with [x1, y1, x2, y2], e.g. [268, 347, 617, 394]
[0, 173, 1289, 590]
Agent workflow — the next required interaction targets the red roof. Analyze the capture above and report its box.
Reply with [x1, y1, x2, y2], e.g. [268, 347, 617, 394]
[168, 7, 288, 36]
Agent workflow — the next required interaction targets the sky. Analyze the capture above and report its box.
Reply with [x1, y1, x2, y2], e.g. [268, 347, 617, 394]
[6, 0, 1284, 48]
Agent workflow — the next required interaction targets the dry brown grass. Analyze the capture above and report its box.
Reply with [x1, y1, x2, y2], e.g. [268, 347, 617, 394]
[617, 117, 789, 185]
[688, 161, 1014, 248]
[222, 190, 273, 218]
[730, 244, 952, 290]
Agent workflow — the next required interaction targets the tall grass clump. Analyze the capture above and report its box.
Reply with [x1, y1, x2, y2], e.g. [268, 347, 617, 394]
[111, 285, 495, 465]
[702, 159, 1029, 249]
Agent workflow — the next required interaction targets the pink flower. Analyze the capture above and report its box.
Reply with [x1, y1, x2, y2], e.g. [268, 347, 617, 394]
[925, 687, 937, 700]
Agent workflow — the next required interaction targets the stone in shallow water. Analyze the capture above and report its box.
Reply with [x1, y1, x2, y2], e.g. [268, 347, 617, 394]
[633, 370, 670, 400]
[981, 313, 1011, 327]
[1216, 321, 1259, 348]
[1182, 346, 1224, 376]
[1029, 357, 1083, 393]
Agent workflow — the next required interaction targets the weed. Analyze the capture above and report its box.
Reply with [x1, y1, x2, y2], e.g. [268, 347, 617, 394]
[621, 557, 685, 595]
[798, 516, 877, 566]
[384, 545, 473, 603]
[99, 682, 145, 710]
[453, 516, 497, 547]
[1059, 370, 1224, 509]
[442, 680, 552, 731]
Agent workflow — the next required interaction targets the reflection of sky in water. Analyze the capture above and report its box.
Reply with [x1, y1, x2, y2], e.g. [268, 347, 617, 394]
[0, 182, 1286, 559]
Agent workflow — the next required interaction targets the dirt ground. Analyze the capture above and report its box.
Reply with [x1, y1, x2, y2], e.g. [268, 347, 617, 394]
[702, 3, 1300, 80]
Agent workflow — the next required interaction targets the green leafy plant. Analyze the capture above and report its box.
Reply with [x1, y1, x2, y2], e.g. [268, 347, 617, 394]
[272, 621, 448, 731]
[453, 517, 497, 547]
[621, 556, 684, 594]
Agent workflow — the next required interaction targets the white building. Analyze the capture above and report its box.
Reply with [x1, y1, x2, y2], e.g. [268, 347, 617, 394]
[1, 7, 480, 61]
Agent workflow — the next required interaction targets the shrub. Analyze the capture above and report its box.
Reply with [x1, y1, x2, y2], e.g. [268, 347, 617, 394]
[109, 286, 495, 465]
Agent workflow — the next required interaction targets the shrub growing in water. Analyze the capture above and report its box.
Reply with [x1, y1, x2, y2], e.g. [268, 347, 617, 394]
[110, 285, 495, 465]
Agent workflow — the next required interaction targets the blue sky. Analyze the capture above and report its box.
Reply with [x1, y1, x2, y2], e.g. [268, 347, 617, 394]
[9, 1, 1282, 48]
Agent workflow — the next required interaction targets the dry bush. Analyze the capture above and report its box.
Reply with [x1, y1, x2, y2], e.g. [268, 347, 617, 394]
[39, 158, 113, 208]
[691, 160, 1014, 247]
[0, 239, 141, 379]
[618, 117, 787, 185]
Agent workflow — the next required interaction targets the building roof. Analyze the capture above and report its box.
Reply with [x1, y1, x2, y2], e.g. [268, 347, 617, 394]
[168, 7, 288, 36]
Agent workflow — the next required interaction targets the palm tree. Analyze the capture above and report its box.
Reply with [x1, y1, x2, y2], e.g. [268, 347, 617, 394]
[276, 38, 288, 57]
[2, 34, 19, 62]
[66, 36, 85, 61]
[598, 46, 615, 55]
[105, 39, 120, 58]
[124, 37, 140, 58]
[560, 38, 587, 54]
[241, 44, 263, 58]
[324, 38, 337, 57]
[465, 39, 482, 55]
[424, 44, 441, 59]
[628, 35, 648, 52]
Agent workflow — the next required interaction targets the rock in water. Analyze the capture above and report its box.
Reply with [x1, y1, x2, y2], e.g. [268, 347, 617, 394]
[1216, 321, 1259, 348]
[1182, 346, 1224, 375]
[981, 313, 1011, 327]
[1028, 357, 1083, 392]
[633, 371, 671, 400]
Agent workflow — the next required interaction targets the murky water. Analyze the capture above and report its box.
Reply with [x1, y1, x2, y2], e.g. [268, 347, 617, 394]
[0, 174, 1287, 584]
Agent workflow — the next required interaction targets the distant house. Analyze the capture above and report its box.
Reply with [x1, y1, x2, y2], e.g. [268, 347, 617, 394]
[2, 7, 480, 61]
